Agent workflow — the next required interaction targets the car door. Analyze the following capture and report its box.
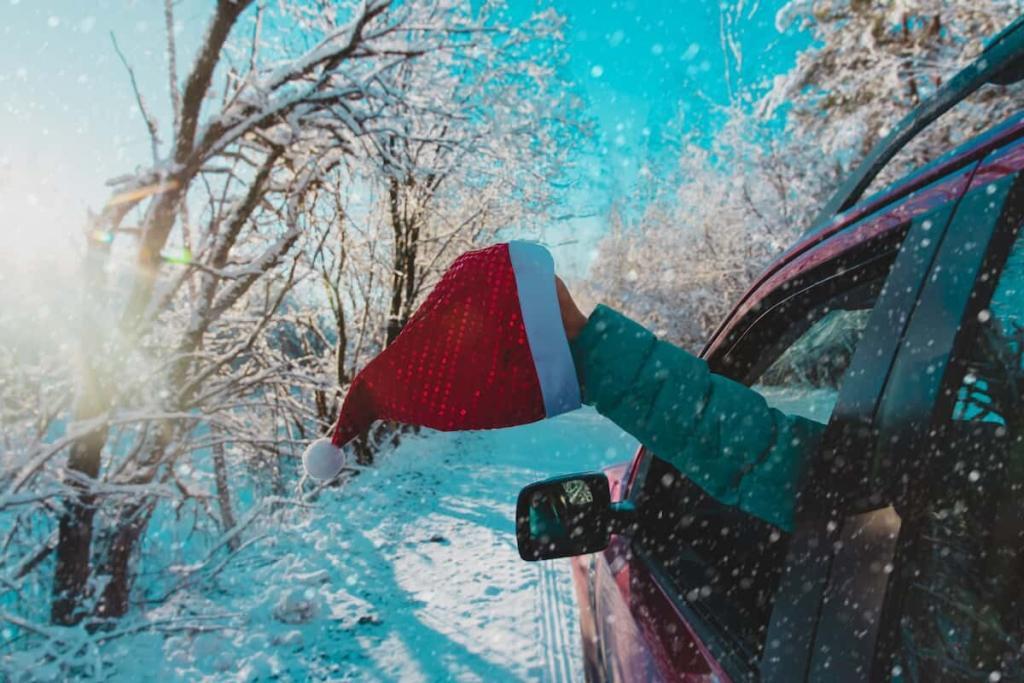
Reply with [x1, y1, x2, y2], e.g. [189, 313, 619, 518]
[860, 137, 1024, 682]
[611, 226, 914, 682]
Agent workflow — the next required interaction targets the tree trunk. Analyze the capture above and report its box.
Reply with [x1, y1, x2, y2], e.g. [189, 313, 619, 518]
[52, 240, 110, 626]
[385, 176, 420, 346]
[386, 178, 406, 345]
[353, 431, 375, 466]
[95, 500, 155, 619]
[211, 439, 239, 551]
[52, 403, 107, 625]
[51, 492, 98, 625]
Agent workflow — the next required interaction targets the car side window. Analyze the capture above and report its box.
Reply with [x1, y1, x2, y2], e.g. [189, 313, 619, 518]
[633, 258, 895, 669]
[891, 230, 1024, 682]
[753, 304, 873, 424]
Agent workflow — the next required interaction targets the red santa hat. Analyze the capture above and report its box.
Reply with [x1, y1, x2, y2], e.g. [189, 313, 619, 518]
[302, 241, 580, 480]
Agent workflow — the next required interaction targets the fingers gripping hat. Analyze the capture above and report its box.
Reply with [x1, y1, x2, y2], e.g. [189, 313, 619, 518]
[302, 241, 582, 480]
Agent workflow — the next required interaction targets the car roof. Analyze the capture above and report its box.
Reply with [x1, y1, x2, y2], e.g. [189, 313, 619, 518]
[779, 112, 1024, 278]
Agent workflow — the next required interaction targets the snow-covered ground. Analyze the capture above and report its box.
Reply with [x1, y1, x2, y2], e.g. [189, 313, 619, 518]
[105, 409, 637, 682]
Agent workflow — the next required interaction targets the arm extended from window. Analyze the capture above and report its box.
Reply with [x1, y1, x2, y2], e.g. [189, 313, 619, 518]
[570, 305, 825, 531]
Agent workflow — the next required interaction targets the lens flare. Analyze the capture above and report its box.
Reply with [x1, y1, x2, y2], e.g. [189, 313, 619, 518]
[91, 230, 114, 244]
[161, 246, 192, 265]
[105, 179, 180, 208]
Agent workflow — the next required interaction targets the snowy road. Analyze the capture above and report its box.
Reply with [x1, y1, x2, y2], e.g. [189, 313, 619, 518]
[116, 409, 637, 682]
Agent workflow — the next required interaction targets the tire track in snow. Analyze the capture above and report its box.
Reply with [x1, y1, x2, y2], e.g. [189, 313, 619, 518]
[536, 560, 560, 682]
[555, 560, 583, 683]
[535, 559, 579, 683]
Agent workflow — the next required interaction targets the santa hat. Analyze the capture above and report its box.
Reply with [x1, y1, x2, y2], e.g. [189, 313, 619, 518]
[302, 241, 581, 480]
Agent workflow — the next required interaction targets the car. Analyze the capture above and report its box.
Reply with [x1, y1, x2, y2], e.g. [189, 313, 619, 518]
[516, 15, 1024, 683]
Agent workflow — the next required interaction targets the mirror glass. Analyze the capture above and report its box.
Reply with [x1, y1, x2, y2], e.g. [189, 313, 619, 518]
[516, 473, 611, 561]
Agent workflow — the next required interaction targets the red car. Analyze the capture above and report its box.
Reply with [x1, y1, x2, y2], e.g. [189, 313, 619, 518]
[517, 16, 1024, 683]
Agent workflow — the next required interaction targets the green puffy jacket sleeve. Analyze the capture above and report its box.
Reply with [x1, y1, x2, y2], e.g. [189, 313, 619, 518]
[569, 305, 824, 532]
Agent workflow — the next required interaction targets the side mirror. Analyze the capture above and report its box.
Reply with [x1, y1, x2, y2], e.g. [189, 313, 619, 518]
[515, 472, 635, 561]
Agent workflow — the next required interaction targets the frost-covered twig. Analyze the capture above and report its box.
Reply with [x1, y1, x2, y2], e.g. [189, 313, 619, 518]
[111, 31, 162, 164]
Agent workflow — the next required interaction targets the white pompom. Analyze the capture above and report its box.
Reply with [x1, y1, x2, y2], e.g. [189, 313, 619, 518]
[302, 438, 347, 481]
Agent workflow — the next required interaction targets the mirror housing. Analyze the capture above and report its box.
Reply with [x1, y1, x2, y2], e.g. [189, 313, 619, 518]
[515, 472, 635, 562]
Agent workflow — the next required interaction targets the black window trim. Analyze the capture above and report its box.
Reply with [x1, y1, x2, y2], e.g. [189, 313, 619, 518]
[867, 171, 1024, 494]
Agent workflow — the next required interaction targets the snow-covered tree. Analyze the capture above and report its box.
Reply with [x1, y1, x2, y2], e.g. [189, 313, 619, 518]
[0, 0, 581, 665]
[590, 109, 832, 352]
[357, 5, 582, 345]
[768, 0, 1024, 187]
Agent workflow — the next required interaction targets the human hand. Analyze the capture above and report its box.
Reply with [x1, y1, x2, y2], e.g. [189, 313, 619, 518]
[555, 276, 587, 341]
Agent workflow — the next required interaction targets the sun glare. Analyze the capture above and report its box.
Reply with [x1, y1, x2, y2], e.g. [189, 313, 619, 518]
[0, 164, 81, 269]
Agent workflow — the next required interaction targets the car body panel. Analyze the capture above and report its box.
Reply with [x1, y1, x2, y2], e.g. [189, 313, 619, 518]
[970, 132, 1024, 186]
[604, 462, 631, 505]
[575, 534, 728, 682]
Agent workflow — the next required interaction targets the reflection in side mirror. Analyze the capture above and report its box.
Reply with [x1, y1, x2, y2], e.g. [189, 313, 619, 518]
[515, 472, 635, 562]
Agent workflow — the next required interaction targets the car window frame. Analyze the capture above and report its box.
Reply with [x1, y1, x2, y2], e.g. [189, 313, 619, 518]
[718, 233, 906, 387]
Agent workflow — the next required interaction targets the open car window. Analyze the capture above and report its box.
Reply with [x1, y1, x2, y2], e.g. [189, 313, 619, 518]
[632, 244, 900, 672]
[752, 280, 879, 424]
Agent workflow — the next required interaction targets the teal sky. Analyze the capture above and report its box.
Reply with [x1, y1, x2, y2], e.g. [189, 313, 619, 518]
[0, 1, 806, 271]
[545, 0, 807, 270]
[560, 0, 804, 185]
